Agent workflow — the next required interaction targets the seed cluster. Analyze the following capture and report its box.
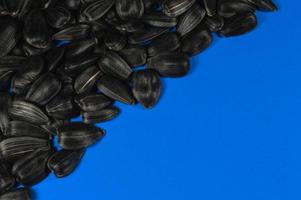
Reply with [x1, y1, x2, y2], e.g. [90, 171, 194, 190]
[0, 0, 277, 199]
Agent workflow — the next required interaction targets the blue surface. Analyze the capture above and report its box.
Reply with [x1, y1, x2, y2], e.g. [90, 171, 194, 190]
[35, 1, 301, 199]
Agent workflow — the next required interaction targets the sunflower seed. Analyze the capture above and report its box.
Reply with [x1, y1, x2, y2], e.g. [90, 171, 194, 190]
[219, 12, 257, 37]
[98, 51, 132, 80]
[104, 31, 127, 51]
[247, 0, 277, 11]
[162, 0, 196, 17]
[147, 32, 180, 57]
[0, 93, 10, 135]
[52, 23, 91, 41]
[202, 0, 217, 16]
[0, 17, 19, 58]
[46, 95, 79, 119]
[45, 4, 73, 29]
[203, 15, 225, 32]
[80, 0, 115, 22]
[181, 26, 213, 56]
[64, 53, 101, 73]
[82, 105, 120, 124]
[7, 121, 50, 139]
[218, 0, 256, 18]
[147, 52, 190, 77]
[74, 66, 103, 94]
[177, 4, 206, 36]
[142, 12, 177, 28]
[57, 122, 105, 150]
[0, 162, 15, 193]
[44, 46, 65, 72]
[64, 0, 81, 10]
[0, 188, 31, 200]
[132, 69, 161, 108]
[115, 0, 144, 20]
[22, 40, 54, 56]
[75, 93, 113, 112]
[0, 137, 50, 161]
[25, 73, 62, 106]
[65, 38, 97, 60]
[40, 0, 58, 9]
[118, 45, 147, 67]
[9, 100, 50, 125]
[97, 75, 135, 105]
[12, 149, 50, 186]
[23, 9, 51, 49]
[47, 149, 85, 178]
[128, 26, 169, 44]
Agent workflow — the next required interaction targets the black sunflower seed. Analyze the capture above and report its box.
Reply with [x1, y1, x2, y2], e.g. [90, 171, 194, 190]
[0, 188, 31, 200]
[247, 0, 277, 11]
[142, 12, 177, 28]
[118, 45, 147, 68]
[75, 93, 113, 112]
[97, 75, 136, 105]
[52, 23, 91, 41]
[47, 149, 85, 178]
[44, 46, 65, 72]
[0, 17, 20, 58]
[115, 0, 144, 20]
[181, 26, 213, 56]
[4, 0, 32, 18]
[65, 38, 97, 60]
[7, 121, 50, 139]
[12, 149, 50, 186]
[203, 15, 225, 32]
[21, 40, 54, 57]
[41, 118, 69, 135]
[218, 0, 256, 18]
[98, 51, 132, 80]
[219, 12, 257, 37]
[147, 52, 190, 77]
[63, 0, 81, 10]
[9, 100, 50, 125]
[80, 0, 115, 22]
[25, 73, 62, 106]
[82, 105, 120, 124]
[147, 32, 180, 57]
[11, 56, 44, 94]
[23, 9, 51, 49]
[202, 0, 217, 16]
[74, 66, 103, 94]
[0, 93, 11, 135]
[39, 0, 58, 9]
[112, 20, 145, 33]
[128, 26, 169, 44]
[132, 69, 161, 109]
[104, 31, 127, 51]
[0, 56, 25, 73]
[46, 95, 79, 120]
[162, 0, 196, 17]
[64, 53, 101, 73]
[0, 137, 50, 161]
[177, 4, 206, 36]
[45, 4, 73, 29]
[0, 162, 15, 193]
[57, 122, 105, 150]
[0, 71, 13, 92]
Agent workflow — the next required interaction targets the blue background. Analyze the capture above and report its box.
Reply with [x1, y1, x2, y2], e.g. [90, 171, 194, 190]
[35, 1, 301, 199]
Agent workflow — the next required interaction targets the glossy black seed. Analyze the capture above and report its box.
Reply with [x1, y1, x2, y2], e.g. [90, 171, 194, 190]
[12, 150, 50, 186]
[128, 26, 169, 44]
[44, 46, 65, 72]
[9, 100, 50, 125]
[4, 0, 32, 18]
[142, 12, 177, 28]
[98, 51, 132, 80]
[218, 0, 256, 18]
[132, 69, 161, 108]
[82, 105, 120, 124]
[219, 12, 257, 37]
[75, 93, 113, 112]
[23, 9, 51, 49]
[80, 0, 115, 22]
[74, 66, 103, 94]
[115, 0, 144, 20]
[162, 0, 196, 17]
[0, 93, 10, 135]
[147, 32, 180, 57]
[203, 15, 225, 32]
[0, 137, 50, 161]
[118, 45, 147, 67]
[64, 0, 81, 10]
[0, 188, 31, 200]
[97, 75, 136, 105]
[181, 26, 213, 56]
[57, 122, 105, 150]
[177, 4, 206, 36]
[247, 0, 277, 11]
[64, 54, 101, 73]
[40, 0, 58, 9]
[0, 162, 15, 193]
[147, 52, 190, 77]
[48, 149, 85, 178]
[45, 4, 73, 29]
[22, 40, 53, 56]
[11, 55, 44, 94]
[112, 20, 145, 33]
[7, 121, 50, 139]
[0, 17, 20, 58]
[65, 38, 97, 60]
[203, 0, 217, 16]
[52, 23, 91, 41]
[104, 31, 127, 51]
[45, 95, 79, 120]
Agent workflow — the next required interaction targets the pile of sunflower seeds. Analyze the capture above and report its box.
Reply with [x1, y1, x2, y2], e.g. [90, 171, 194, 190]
[0, 0, 277, 199]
